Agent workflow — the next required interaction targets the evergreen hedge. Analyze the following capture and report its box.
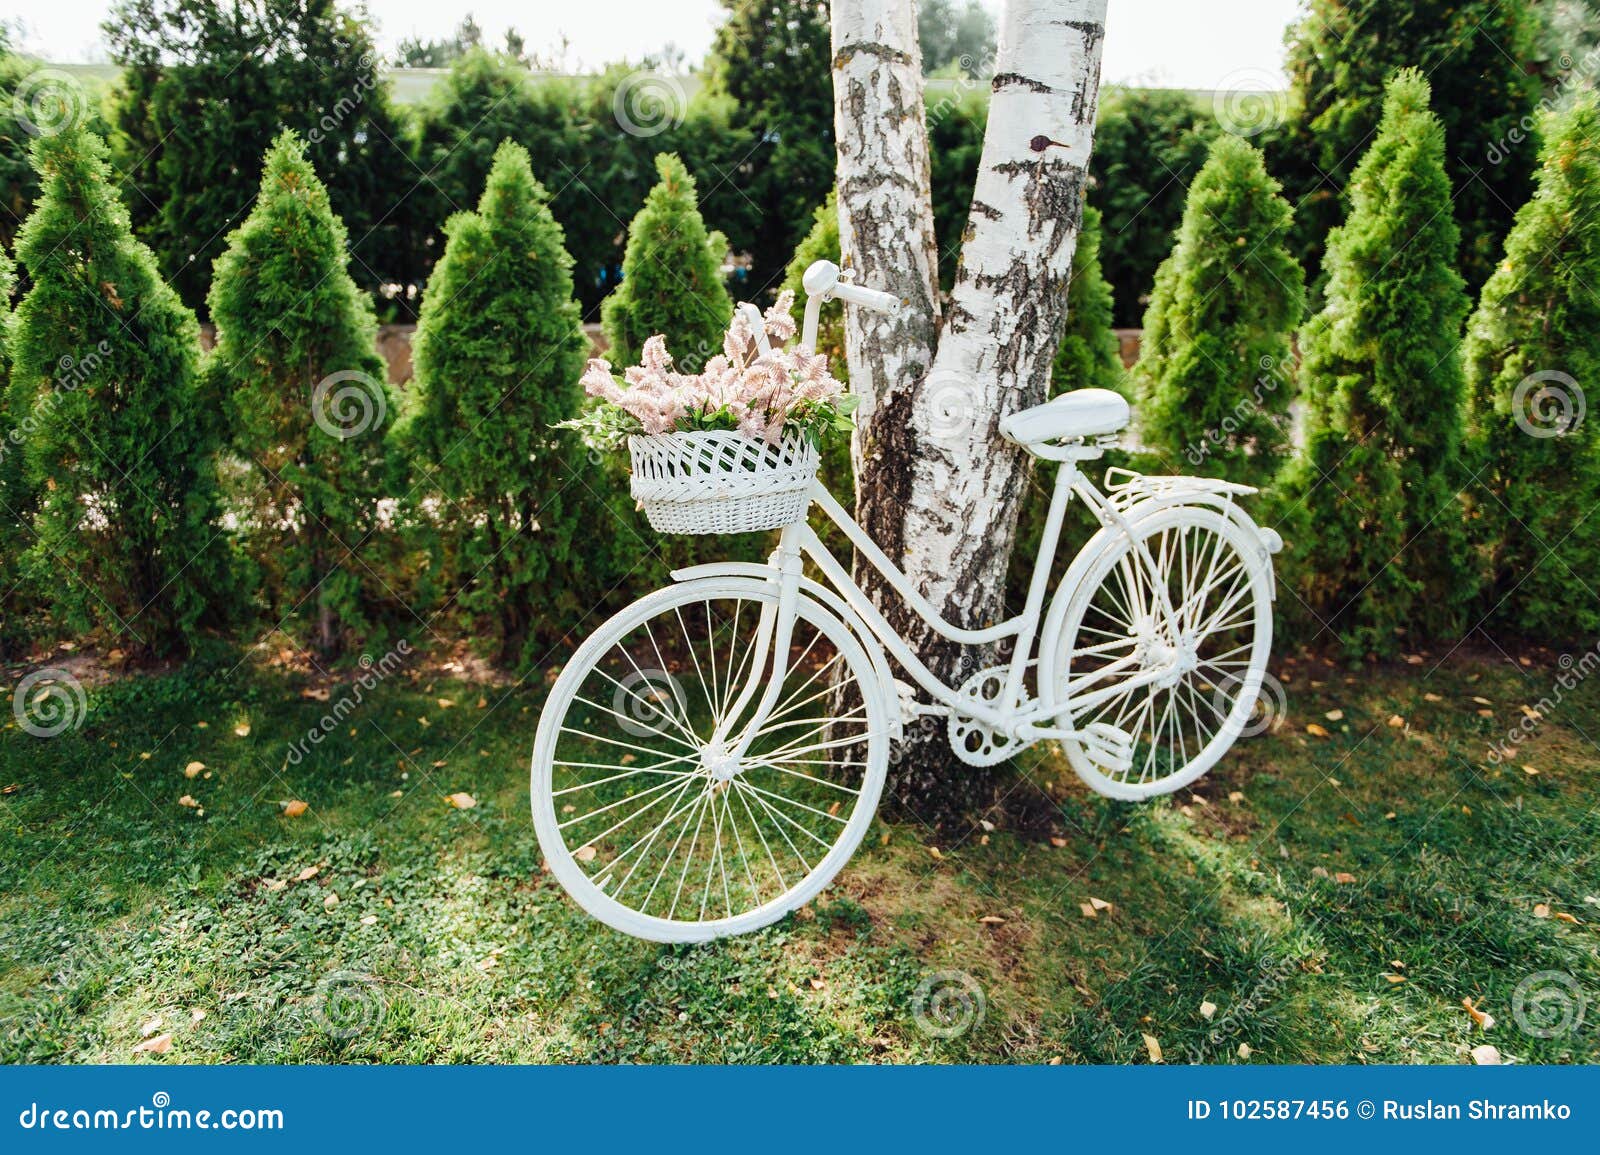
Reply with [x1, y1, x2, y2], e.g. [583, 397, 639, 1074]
[9, 127, 231, 661]
[207, 131, 394, 658]
[1134, 135, 1305, 486]
[1271, 71, 1476, 657]
[398, 141, 632, 668]
[1464, 95, 1600, 641]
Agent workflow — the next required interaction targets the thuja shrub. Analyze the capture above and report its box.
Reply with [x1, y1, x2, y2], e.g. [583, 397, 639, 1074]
[397, 141, 633, 668]
[1271, 71, 1476, 657]
[1134, 135, 1304, 486]
[0, 237, 31, 656]
[206, 131, 394, 658]
[1463, 94, 1600, 642]
[602, 153, 733, 374]
[9, 127, 232, 660]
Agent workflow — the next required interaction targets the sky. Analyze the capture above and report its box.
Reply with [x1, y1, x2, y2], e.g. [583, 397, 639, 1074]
[3, 0, 1302, 90]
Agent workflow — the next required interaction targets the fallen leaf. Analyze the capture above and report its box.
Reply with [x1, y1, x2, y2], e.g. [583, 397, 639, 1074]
[928, 846, 944, 860]
[979, 915, 1006, 926]
[280, 799, 308, 818]
[1305, 723, 1331, 738]
[1471, 1044, 1501, 1065]
[1477, 709, 1494, 718]
[1553, 912, 1580, 925]
[1533, 903, 1551, 919]
[294, 865, 320, 882]
[233, 724, 250, 737]
[140, 1016, 163, 1037]
[1237, 1042, 1252, 1059]
[177, 794, 200, 808]
[301, 687, 330, 702]
[417, 716, 431, 728]
[1522, 765, 1540, 776]
[1472, 696, 1493, 706]
[360, 915, 377, 926]
[1324, 709, 1344, 721]
[1142, 1033, 1163, 1063]
[1462, 997, 1495, 1030]
[1334, 871, 1356, 884]
[1049, 836, 1068, 848]
[437, 698, 456, 709]
[263, 878, 287, 892]
[1228, 791, 1245, 803]
[1384, 974, 1407, 984]
[190, 1009, 206, 1024]
[1079, 902, 1097, 918]
[1424, 692, 1443, 702]
[573, 845, 597, 863]
[1390, 960, 1406, 970]
[808, 976, 826, 991]
[390, 789, 404, 798]
[1405, 654, 1424, 665]
[445, 792, 477, 810]
[1199, 1000, 1218, 1021]
[1088, 896, 1113, 911]
[1387, 714, 1405, 728]
[133, 1033, 172, 1055]
[183, 761, 205, 779]
[323, 891, 339, 910]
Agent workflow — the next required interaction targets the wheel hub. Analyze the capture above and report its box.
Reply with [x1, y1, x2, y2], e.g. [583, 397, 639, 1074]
[701, 744, 741, 782]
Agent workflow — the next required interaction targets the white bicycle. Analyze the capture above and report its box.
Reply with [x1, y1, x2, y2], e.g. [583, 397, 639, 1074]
[532, 261, 1281, 942]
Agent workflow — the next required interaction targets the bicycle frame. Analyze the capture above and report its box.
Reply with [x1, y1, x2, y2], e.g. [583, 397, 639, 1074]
[685, 440, 1187, 762]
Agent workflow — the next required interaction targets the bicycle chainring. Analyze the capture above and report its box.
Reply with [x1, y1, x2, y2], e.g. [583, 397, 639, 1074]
[948, 666, 1028, 767]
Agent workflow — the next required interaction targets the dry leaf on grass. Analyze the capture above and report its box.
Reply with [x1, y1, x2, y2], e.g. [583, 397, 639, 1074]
[294, 865, 320, 882]
[1387, 715, 1405, 728]
[1142, 1034, 1163, 1063]
[183, 761, 205, 779]
[234, 724, 250, 737]
[140, 1016, 163, 1037]
[979, 915, 1006, 926]
[445, 792, 477, 810]
[1089, 896, 1113, 911]
[1305, 723, 1331, 738]
[574, 845, 597, 863]
[301, 688, 330, 702]
[1424, 692, 1443, 702]
[1471, 1044, 1501, 1065]
[1079, 902, 1097, 919]
[1324, 709, 1344, 721]
[279, 799, 308, 818]
[133, 1033, 173, 1055]
[1199, 1000, 1218, 1021]
[177, 794, 199, 808]
[1462, 997, 1495, 1030]
[323, 892, 339, 911]
[1333, 872, 1357, 884]
[1534, 903, 1551, 919]
[1237, 1042, 1252, 1059]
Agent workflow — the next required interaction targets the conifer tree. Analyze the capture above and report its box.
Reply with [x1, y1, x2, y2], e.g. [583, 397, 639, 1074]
[207, 131, 393, 657]
[1051, 205, 1124, 398]
[602, 153, 732, 373]
[1271, 71, 1475, 656]
[1464, 95, 1600, 641]
[397, 141, 627, 667]
[0, 240, 30, 656]
[1134, 136, 1304, 486]
[9, 127, 230, 660]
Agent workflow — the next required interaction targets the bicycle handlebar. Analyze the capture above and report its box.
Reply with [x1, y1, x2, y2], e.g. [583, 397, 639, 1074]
[829, 281, 901, 314]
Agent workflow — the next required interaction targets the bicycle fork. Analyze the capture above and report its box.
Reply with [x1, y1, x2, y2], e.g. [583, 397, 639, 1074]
[702, 530, 807, 775]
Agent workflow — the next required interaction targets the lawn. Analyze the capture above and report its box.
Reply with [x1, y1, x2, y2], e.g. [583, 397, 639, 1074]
[1, 639, 1595, 1064]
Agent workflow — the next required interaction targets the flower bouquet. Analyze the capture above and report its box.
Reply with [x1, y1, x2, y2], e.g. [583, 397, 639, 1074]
[565, 293, 857, 535]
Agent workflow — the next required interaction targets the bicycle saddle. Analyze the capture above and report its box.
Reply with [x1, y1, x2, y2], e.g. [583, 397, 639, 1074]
[999, 388, 1130, 447]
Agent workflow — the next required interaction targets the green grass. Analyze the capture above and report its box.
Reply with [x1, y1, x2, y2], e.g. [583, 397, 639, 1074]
[1, 642, 1595, 1064]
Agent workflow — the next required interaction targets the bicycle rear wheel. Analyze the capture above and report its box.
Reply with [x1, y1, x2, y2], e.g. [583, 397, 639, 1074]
[531, 578, 889, 942]
[1049, 505, 1272, 800]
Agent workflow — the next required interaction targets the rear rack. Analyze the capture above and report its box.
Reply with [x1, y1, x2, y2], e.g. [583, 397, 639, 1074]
[1102, 467, 1257, 515]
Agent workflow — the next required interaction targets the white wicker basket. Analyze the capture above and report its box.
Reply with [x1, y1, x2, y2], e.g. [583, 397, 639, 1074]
[628, 430, 821, 535]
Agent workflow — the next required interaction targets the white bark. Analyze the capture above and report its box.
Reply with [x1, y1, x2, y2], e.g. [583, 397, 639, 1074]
[907, 0, 1109, 622]
[830, 0, 1109, 810]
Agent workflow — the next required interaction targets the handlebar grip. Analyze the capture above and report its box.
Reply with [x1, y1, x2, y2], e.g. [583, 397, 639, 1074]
[830, 282, 901, 315]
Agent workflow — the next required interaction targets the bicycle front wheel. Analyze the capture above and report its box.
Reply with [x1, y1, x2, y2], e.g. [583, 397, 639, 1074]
[531, 578, 889, 942]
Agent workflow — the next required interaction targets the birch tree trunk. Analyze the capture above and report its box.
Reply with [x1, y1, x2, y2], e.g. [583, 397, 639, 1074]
[832, 0, 1110, 828]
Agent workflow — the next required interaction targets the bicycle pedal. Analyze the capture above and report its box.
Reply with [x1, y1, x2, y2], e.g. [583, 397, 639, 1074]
[894, 679, 921, 726]
[1078, 723, 1134, 774]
